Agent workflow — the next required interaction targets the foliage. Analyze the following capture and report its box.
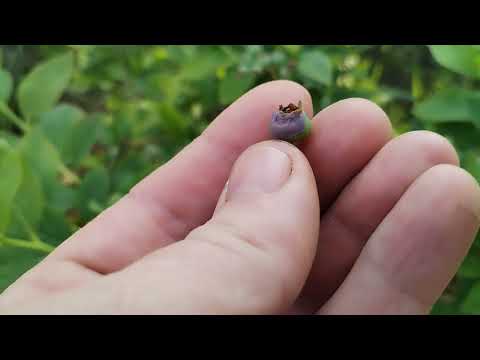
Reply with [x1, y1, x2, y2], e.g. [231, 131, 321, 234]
[1, 45, 480, 314]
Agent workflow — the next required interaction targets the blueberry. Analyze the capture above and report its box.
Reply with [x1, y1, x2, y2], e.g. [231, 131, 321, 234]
[270, 101, 312, 143]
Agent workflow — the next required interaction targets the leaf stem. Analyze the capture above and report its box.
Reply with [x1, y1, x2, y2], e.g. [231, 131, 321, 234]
[3, 210, 55, 254]
[12, 208, 37, 241]
[0, 103, 29, 132]
[0, 235, 54, 253]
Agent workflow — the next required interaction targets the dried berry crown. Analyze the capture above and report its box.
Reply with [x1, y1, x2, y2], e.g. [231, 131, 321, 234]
[278, 100, 303, 114]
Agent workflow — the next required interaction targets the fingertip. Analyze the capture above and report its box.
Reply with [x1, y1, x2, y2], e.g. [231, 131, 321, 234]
[247, 140, 317, 191]
[423, 164, 480, 225]
[202, 80, 313, 154]
[395, 130, 460, 167]
[253, 139, 310, 163]
[321, 98, 393, 138]
[249, 80, 314, 117]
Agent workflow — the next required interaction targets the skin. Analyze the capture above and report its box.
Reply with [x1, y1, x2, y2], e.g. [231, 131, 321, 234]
[1, 80, 479, 314]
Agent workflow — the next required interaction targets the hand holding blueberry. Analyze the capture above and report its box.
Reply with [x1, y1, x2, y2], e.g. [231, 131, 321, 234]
[1, 81, 479, 315]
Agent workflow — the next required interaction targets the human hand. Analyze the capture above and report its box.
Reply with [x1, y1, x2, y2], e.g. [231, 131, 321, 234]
[1, 81, 479, 315]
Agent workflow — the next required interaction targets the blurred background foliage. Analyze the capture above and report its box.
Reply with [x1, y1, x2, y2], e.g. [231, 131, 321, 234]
[1, 45, 480, 314]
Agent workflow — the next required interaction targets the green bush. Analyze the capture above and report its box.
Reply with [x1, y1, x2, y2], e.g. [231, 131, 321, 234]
[1, 45, 480, 314]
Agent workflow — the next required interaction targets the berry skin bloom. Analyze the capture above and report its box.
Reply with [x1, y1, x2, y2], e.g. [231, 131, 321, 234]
[270, 101, 312, 143]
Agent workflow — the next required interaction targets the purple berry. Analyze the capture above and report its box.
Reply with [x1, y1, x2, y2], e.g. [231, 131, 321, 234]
[270, 101, 312, 143]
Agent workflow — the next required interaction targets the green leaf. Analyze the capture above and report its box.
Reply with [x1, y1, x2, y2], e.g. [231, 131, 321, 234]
[0, 149, 22, 233]
[462, 151, 480, 182]
[0, 245, 45, 293]
[6, 165, 45, 239]
[458, 251, 480, 279]
[37, 207, 72, 247]
[78, 166, 110, 203]
[112, 154, 149, 194]
[434, 123, 480, 153]
[62, 116, 100, 166]
[48, 184, 76, 213]
[461, 282, 480, 314]
[158, 103, 189, 136]
[219, 71, 255, 105]
[0, 69, 13, 102]
[430, 45, 480, 79]
[413, 88, 480, 127]
[0, 131, 19, 147]
[430, 298, 458, 315]
[17, 128, 68, 211]
[17, 52, 74, 119]
[76, 166, 110, 220]
[38, 104, 85, 158]
[297, 50, 332, 86]
[180, 49, 230, 81]
[18, 128, 62, 183]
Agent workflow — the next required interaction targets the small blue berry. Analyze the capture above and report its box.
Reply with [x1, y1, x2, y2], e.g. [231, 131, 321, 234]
[270, 101, 312, 143]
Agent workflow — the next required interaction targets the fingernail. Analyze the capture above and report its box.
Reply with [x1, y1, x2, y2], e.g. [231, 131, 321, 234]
[226, 145, 292, 201]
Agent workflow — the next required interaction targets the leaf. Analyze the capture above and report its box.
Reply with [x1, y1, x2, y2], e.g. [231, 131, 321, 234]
[91, 113, 114, 146]
[48, 184, 76, 213]
[461, 282, 480, 314]
[431, 296, 459, 315]
[0, 149, 22, 233]
[158, 103, 189, 136]
[37, 207, 72, 247]
[181, 49, 231, 81]
[413, 88, 480, 127]
[38, 104, 85, 158]
[112, 154, 149, 194]
[62, 116, 100, 166]
[0, 245, 45, 293]
[219, 71, 255, 105]
[18, 128, 62, 183]
[76, 166, 110, 221]
[0, 130, 19, 147]
[0, 69, 13, 102]
[457, 250, 480, 279]
[17, 52, 74, 119]
[17, 128, 66, 208]
[434, 123, 480, 152]
[430, 45, 480, 79]
[297, 50, 332, 86]
[14, 168, 44, 226]
[6, 165, 45, 239]
[462, 151, 480, 182]
[77, 166, 110, 203]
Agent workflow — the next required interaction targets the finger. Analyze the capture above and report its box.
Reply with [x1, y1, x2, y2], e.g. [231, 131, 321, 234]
[319, 164, 480, 315]
[301, 131, 459, 308]
[8, 141, 320, 314]
[48, 81, 312, 274]
[0, 260, 100, 309]
[301, 98, 393, 211]
[213, 181, 228, 215]
[216, 98, 392, 218]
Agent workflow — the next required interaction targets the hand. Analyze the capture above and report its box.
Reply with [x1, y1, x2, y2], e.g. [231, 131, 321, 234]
[1, 81, 479, 315]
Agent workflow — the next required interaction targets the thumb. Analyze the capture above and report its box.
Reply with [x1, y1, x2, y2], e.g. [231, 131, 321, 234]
[8, 141, 320, 315]
[129, 140, 321, 314]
